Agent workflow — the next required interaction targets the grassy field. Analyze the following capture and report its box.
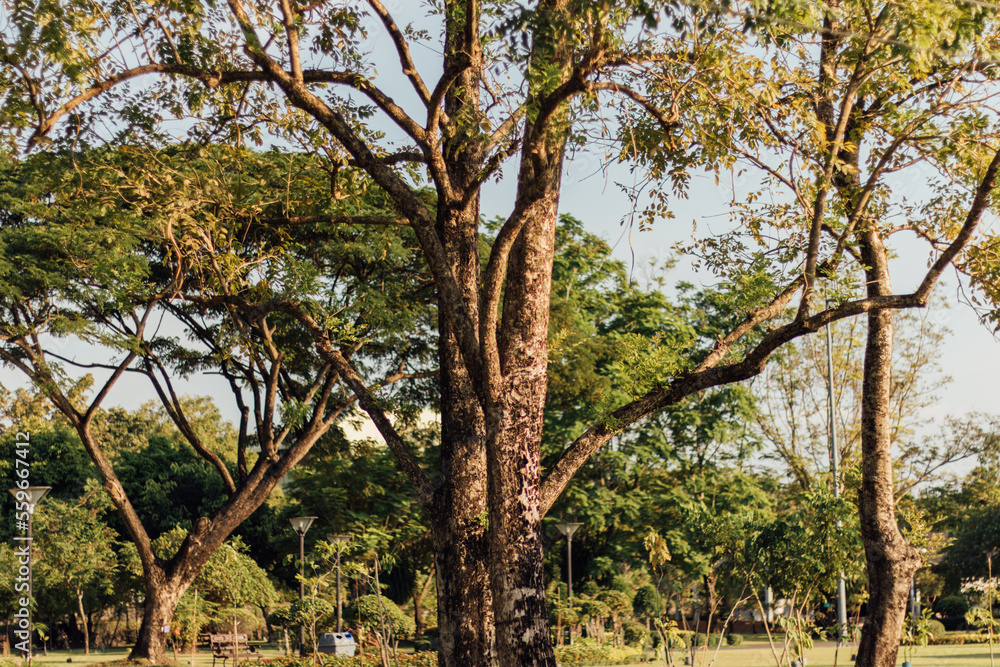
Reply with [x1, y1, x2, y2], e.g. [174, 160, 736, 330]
[655, 644, 1000, 667]
[17, 643, 1000, 667]
[27, 645, 290, 667]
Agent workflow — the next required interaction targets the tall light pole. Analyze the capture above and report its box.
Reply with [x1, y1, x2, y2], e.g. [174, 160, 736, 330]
[290, 516, 317, 656]
[825, 315, 849, 644]
[8, 486, 51, 666]
[555, 522, 582, 645]
[328, 534, 351, 633]
[555, 523, 583, 603]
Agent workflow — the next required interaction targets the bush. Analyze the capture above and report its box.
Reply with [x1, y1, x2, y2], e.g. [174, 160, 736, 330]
[344, 595, 415, 638]
[935, 596, 971, 619]
[929, 633, 993, 645]
[289, 597, 335, 629]
[927, 619, 947, 637]
[256, 654, 438, 667]
[623, 621, 650, 648]
[555, 638, 648, 664]
[693, 632, 723, 648]
[727, 633, 744, 647]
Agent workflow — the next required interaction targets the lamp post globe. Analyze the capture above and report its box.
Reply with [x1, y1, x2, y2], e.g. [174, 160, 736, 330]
[290, 516, 317, 656]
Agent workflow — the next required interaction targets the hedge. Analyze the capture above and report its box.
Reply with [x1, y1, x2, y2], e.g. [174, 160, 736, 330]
[253, 653, 437, 667]
[555, 638, 650, 665]
[693, 633, 724, 648]
[928, 633, 997, 645]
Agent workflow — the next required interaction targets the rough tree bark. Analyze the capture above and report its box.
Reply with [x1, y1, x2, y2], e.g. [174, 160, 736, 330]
[426, 4, 497, 663]
[131, 574, 185, 662]
[488, 196, 562, 667]
[853, 230, 922, 667]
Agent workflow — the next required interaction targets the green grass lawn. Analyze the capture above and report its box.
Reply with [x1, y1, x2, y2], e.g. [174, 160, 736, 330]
[28, 644, 291, 667]
[640, 644, 1000, 667]
[19, 643, 1000, 667]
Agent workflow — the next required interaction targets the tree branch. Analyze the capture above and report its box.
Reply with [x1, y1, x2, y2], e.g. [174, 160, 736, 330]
[539, 140, 1000, 514]
[272, 301, 435, 505]
[366, 0, 432, 107]
[141, 353, 239, 495]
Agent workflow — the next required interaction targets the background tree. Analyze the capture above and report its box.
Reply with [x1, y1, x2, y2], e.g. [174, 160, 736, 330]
[0, 144, 431, 660]
[286, 418, 436, 635]
[32, 489, 119, 655]
[754, 303, 963, 493]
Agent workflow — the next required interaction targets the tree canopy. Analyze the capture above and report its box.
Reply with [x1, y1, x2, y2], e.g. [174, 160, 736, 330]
[4, 1, 1000, 666]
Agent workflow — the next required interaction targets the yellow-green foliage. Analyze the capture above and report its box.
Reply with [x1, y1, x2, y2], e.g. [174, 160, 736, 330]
[554, 638, 648, 664]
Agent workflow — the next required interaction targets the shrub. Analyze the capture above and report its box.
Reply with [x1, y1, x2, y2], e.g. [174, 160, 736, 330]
[693, 632, 723, 648]
[633, 585, 662, 620]
[623, 621, 651, 648]
[727, 633, 744, 647]
[289, 597, 335, 630]
[555, 637, 648, 664]
[927, 619, 947, 637]
[935, 596, 971, 619]
[344, 595, 415, 638]
[929, 633, 994, 645]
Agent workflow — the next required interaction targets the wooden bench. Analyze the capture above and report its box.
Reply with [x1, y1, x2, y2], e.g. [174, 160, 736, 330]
[209, 634, 260, 667]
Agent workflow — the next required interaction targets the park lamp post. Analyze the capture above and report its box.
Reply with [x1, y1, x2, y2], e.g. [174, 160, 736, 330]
[290, 516, 317, 656]
[328, 534, 351, 633]
[555, 522, 583, 604]
[555, 522, 582, 646]
[8, 486, 51, 666]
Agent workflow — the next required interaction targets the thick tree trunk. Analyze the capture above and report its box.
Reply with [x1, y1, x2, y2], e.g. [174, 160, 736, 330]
[853, 230, 921, 667]
[130, 570, 185, 662]
[430, 182, 494, 667]
[488, 156, 562, 665]
[430, 503, 492, 666]
[488, 419, 553, 667]
[431, 145, 494, 667]
[431, 321, 492, 667]
[430, 6, 496, 664]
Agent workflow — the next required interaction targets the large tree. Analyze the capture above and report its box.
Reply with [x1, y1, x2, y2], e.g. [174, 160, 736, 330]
[4, 2, 1000, 666]
[0, 146, 429, 661]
